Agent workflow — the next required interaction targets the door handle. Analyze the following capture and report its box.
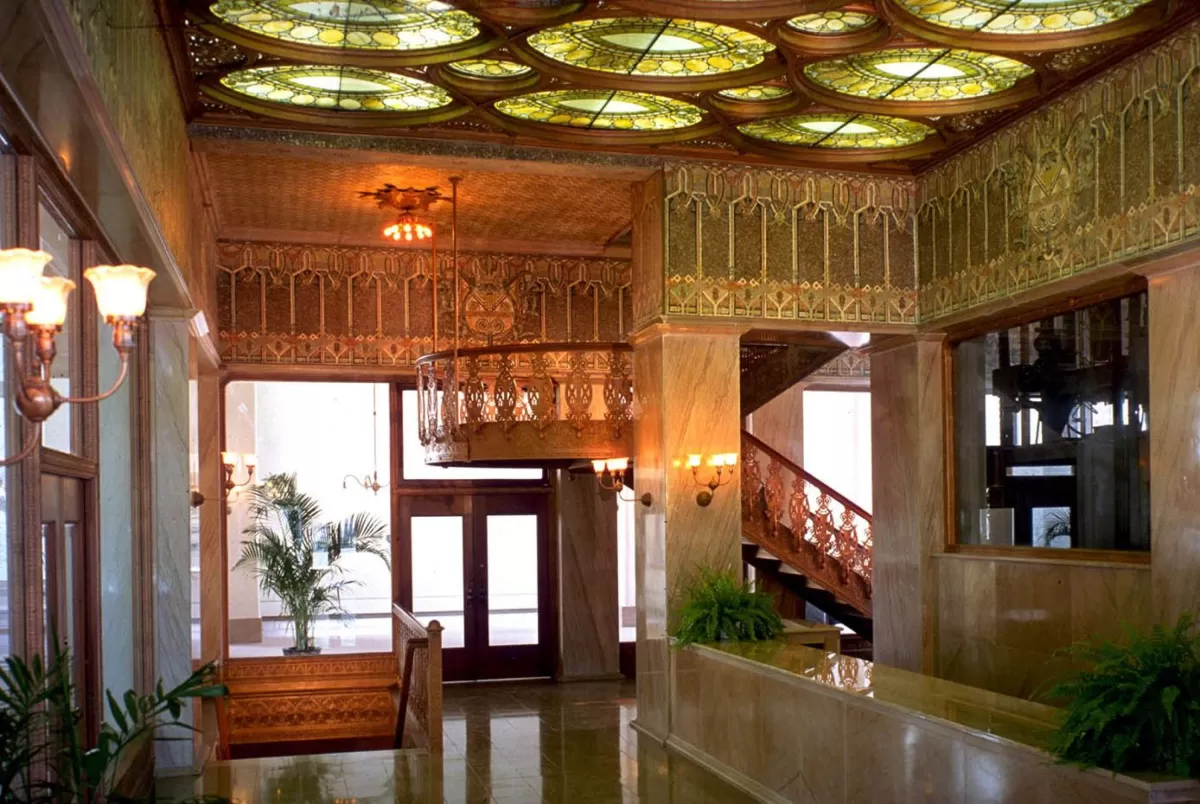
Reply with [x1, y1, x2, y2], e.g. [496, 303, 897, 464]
[466, 581, 474, 604]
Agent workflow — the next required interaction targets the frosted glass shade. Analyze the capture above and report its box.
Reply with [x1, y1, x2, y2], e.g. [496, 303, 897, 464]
[26, 277, 76, 327]
[0, 249, 52, 306]
[84, 264, 155, 319]
[591, 459, 607, 473]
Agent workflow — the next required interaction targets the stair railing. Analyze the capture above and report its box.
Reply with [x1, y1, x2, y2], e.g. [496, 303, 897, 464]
[741, 430, 873, 600]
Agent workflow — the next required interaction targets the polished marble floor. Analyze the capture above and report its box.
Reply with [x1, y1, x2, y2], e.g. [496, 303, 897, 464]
[186, 680, 756, 803]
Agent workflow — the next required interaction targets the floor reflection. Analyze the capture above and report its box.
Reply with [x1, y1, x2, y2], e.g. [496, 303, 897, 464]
[190, 680, 756, 803]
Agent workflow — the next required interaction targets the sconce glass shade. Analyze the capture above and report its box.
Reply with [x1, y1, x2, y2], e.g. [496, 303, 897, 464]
[84, 264, 155, 319]
[723, 452, 738, 467]
[591, 459, 607, 473]
[243, 453, 258, 468]
[607, 457, 629, 472]
[25, 277, 76, 327]
[0, 249, 52, 306]
[221, 451, 237, 466]
[687, 454, 702, 468]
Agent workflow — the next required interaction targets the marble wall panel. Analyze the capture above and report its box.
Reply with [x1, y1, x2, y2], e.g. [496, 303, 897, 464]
[554, 470, 619, 680]
[150, 316, 194, 771]
[934, 555, 1152, 699]
[1148, 265, 1200, 624]
[870, 338, 944, 673]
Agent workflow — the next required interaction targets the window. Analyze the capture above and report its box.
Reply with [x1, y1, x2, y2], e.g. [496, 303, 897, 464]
[952, 291, 1150, 551]
[38, 204, 76, 453]
[802, 390, 872, 512]
[224, 381, 393, 657]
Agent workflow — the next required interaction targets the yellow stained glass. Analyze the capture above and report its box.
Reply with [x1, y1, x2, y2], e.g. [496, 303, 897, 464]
[717, 85, 792, 101]
[526, 17, 774, 78]
[739, 113, 935, 149]
[210, 1, 480, 50]
[495, 90, 703, 131]
[220, 65, 452, 111]
[447, 59, 533, 79]
[786, 11, 878, 35]
[895, 0, 1153, 34]
[805, 48, 1032, 102]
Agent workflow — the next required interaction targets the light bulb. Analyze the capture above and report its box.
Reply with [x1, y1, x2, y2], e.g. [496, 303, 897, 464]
[0, 249, 52, 306]
[25, 276, 76, 327]
[84, 264, 155, 319]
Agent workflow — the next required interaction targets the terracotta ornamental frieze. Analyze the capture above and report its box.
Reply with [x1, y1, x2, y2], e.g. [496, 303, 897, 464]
[216, 241, 632, 366]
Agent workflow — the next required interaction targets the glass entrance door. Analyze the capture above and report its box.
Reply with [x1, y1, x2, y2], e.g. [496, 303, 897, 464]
[399, 493, 551, 682]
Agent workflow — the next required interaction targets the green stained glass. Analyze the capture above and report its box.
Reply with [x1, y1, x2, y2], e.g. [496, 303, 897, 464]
[495, 90, 704, 131]
[717, 84, 792, 101]
[786, 11, 878, 35]
[805, 48, 1033, 102]
[447, 59, 533, 79]
[739, 113, 935, 149]
[526, 17, 774, 78]
[895, 0, 1153, 34]
[220, 65, 453, 111]
[210, 1, 480, 50]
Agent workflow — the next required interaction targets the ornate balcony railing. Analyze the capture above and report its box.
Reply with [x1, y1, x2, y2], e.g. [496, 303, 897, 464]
[741, 430, 873, 616]
[415, 342, 633, 465]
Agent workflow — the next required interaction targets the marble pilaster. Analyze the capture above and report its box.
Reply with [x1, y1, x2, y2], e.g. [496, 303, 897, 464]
[554, 470, 620, 680]
[196, 372, 224, 759]
[870, 337, 945, 673]
[149, 314, 194, 771]
[632, 326, 743, 739]
[1149, 265, 1200, 623]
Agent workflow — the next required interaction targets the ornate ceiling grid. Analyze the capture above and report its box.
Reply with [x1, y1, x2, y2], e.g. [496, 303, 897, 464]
[173, 0, 1191, 172]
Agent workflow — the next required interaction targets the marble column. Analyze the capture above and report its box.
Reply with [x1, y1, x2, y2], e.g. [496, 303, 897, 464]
[1149, 266, 1200, 623]
[148, 312, 194, 771]
[746, 384, 804, 465]
[870, 336, 945, 674]
[554, 470, 620, 680]
[196, 372, 224, 760]
[632, 326, 743, 739]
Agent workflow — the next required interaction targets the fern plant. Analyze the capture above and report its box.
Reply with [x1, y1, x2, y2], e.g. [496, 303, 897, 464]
[0, 643, 225, 802]
[235, 473, 390, 655]
[1044, 615, 1200, 777]
[672, 571, 783, 648]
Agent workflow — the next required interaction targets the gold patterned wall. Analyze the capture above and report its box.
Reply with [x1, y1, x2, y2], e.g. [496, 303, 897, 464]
[217, 240, 632, 366]
[660, 163, 919, 326]
[918, 19, 1200, 321]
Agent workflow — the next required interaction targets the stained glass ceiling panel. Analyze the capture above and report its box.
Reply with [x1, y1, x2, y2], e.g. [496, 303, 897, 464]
[447, 59, 534, 78]
[495, 90, 704, 130]
[786, 10, 879, 34]
[739, 113, 935, 148]
[895, 0, 1154, 34]
[220, 65, 453, 110]
[717, 84, 792, 101]
[805, 48, 1033, 102]
[210, 0, 480, 50]
[526, 17, 774, 78]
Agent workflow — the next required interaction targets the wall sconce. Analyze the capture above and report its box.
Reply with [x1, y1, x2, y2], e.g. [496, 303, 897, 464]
[0, 249, 154, 465]
[221, 452, 257, 499]
[689, 453, 738, 507]
[344, 470, 386, 495]
[592, 457, 652, 507]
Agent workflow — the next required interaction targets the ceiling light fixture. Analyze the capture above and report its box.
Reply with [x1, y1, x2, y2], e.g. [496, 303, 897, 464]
[0, 249, 153, 465]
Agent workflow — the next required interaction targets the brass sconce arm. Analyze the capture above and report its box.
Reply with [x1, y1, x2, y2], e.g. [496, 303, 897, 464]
[0, 424, 43, 468]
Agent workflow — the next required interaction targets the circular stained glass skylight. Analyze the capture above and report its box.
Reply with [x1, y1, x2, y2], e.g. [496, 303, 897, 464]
[805, 48, 1033, 102]
[895, 0, 1153, 35]
[786, 10, 879, 35]
[220, 65, 452, 111]
[209, 1, 480, 50]
[717, 85, 792, 101]
[525, 18, 774, 78]
[495, 90, 704, 131]
[739, 113, 935, 149]
[446, 59, 533, 78]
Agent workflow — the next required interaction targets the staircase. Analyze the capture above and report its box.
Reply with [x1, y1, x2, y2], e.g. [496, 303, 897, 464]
[740, 332, 848, 415]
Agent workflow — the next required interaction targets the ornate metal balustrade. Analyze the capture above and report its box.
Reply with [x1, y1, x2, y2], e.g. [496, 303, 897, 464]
[415, 342, 633, 465]
[741, 430, 873, 617]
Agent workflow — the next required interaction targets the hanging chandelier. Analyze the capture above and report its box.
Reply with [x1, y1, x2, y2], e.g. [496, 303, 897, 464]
[383, 212, 432, 243]
[360, 183, 448, 243]
[0, 249, 154, 465]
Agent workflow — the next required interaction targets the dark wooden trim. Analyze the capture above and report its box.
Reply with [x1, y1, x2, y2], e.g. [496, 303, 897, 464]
[942, 543, 1151, 566]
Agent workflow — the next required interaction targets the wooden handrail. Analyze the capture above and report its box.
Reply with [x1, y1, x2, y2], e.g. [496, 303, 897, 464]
[415, 341, 631, 366]
[741, 430, 871, 521]
[391, 602, 443, 753]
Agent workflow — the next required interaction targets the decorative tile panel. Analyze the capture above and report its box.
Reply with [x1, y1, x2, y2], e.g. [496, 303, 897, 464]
[217, 241, 631, 366]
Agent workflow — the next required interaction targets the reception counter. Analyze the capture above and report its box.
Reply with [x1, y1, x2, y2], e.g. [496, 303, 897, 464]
[666, 641, 1200, 804]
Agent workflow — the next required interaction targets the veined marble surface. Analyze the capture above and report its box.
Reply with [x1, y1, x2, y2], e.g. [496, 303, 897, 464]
[151, 318, 194, 771]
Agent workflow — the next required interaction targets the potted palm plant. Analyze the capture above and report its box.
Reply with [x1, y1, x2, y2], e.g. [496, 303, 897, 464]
[235, 473, 390, 656]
